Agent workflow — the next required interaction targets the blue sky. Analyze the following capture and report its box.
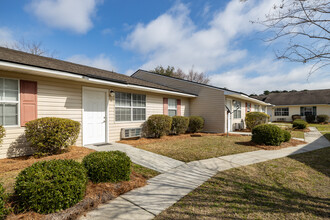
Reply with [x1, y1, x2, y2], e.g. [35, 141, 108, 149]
[0, 0, 329, 94]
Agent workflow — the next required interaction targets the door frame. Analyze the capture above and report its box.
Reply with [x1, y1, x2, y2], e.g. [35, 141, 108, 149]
[82, 86, 109, 145]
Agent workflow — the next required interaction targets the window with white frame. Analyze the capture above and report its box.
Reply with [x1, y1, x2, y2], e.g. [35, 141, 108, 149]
[247, 103, 251, 112]
[300, 106, 316, 116]
[262, 106, 266, 113]
[274, 107, 289, 116]
[0, 78, 19, 126]
[233, 100, 241, 119]
[168, 99, 177, 116]
[254, 104, 260, 112]
[115, 92, 146, 121]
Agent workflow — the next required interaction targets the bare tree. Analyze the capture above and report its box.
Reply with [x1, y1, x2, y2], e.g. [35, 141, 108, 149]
[2, 38, 56, 58]
[254, 0, 330, 73]
[152, 65, 210, 84]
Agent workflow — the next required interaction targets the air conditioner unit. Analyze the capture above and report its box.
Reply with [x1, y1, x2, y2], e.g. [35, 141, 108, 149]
[234, 123, 242, 130]
[121, 128, 142, 139]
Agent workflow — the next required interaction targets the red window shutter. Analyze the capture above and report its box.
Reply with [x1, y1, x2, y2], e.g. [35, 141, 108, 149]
[163, 98, 168, 115]
[20, 80, 37, 126]
[177, 99, 181, 116]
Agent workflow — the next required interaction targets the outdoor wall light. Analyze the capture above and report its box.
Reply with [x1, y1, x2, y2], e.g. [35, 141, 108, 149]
[110, 90, 115, 97]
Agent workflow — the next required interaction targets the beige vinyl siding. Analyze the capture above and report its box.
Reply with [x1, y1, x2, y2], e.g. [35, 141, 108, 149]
[108, 87, 189, 142]
[190, 87, 225, 133]
[0, 71, 83, 159]
[0, 70, 190, 158]
[270, 105, 330, 122]
[134, 71, 227, 133]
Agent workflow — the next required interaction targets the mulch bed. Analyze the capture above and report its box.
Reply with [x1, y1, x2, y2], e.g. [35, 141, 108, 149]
[118, 133, 244, 146]
[6, 172, 147, 220]
[237, 138, 307, 150]
[0, 146, 95, 173]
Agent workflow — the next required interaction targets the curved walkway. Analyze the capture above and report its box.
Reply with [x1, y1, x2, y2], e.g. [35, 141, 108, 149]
[81, 128, 329, 220]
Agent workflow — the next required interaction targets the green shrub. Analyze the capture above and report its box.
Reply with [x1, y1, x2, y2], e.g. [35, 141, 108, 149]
[188, 116, 204, 133]
[317, 115, 329, 123]
[282, 130, 291, 142]
[83, 151, 131, 183]
[171, 116, 189, 135]
[0, 183, 9, 219]
[292, 114, 301, 121]
[146, 115, 172, 138]
[0, 126, 5, 145]
[15, 159, 87, 214]
[25, 117, 80, 155]
[245, 112, 270, 130]
[292, 119, 308, 129]
[252, 124, 284, 146]
[305, 115, 315, 123]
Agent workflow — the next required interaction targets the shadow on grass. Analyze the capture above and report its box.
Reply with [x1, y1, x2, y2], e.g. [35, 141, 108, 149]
[156, 148, 330, 219]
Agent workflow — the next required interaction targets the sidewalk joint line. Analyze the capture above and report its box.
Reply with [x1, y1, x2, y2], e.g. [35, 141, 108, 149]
[121, 196, 157, 217]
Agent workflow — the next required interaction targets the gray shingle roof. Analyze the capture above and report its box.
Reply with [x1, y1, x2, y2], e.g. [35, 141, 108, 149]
[0, 47, 190, 94]
[252, 89, 330, 105]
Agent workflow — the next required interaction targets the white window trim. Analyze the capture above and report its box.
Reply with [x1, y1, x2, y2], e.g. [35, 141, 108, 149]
[233, 100, 242, 119]
[168, 98, 177, 116]
[0, 77, 20, 127]
[115, 92, 146, 122]
[274, 107, 289, 116]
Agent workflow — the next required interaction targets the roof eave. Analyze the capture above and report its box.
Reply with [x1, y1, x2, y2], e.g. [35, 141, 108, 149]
[0, 61, 197, 98]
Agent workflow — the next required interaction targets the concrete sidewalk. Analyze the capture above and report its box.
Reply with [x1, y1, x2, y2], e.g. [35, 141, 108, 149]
[80, 128, 329, 220]
[84, 142, 184, 173]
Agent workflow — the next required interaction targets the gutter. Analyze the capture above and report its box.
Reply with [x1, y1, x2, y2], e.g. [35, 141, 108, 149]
[0, 61, 197, 98]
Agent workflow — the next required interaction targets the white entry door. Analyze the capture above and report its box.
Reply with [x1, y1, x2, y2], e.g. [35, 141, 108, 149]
[83, 88, 107, 145]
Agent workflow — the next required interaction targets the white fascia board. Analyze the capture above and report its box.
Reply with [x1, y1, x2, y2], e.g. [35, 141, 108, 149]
[226, 94, 270, 105]
[0, 61, 196, 98]
[89, 78, 197, 97]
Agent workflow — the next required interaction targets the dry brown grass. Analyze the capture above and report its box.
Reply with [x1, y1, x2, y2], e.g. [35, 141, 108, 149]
[156, 147, 330, 220]
[120, 134, 307, 162]
[121, 134, 258, 162]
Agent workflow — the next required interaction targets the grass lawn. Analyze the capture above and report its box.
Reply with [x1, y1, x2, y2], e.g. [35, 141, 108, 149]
[309, 123, 330, 131]
[156, 147, 330, 220]
[0, 146, 159, 193]
[133, 135, 259, 162]
[291, 130, 305, 139]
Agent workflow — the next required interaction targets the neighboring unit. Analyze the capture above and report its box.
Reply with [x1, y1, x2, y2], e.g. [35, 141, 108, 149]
[252, 89, 330, 122]
[132, 70, 269, 133]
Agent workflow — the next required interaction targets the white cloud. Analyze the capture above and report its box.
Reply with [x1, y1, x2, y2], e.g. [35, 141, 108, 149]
[209, 59, 330, 94]
[27, 0, 102, 33]
[0, 27, 16, 46]
[122, 0, 281, 72]
[67, 54, 116, 71]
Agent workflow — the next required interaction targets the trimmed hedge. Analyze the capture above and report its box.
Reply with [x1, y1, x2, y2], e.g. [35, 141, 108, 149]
[305, 115, 315, 123]
[282, 130, 291, 142]
[317, 115, 329, 123]
[0, 183, 8, 219]
[25, 117, 80, 155]
[252, 124, 284, 146]
[0, 126, 5, 145]
[83, 151, 131, 183]
[293, 119, 308, 129]
[188, 116, 204, 133]
[245, 112, 270, 130]
[171, 116, 189, 135]
[15, 160, 88, 214]
[292, 114, 301, 121]
[146, 115, 172, 138]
